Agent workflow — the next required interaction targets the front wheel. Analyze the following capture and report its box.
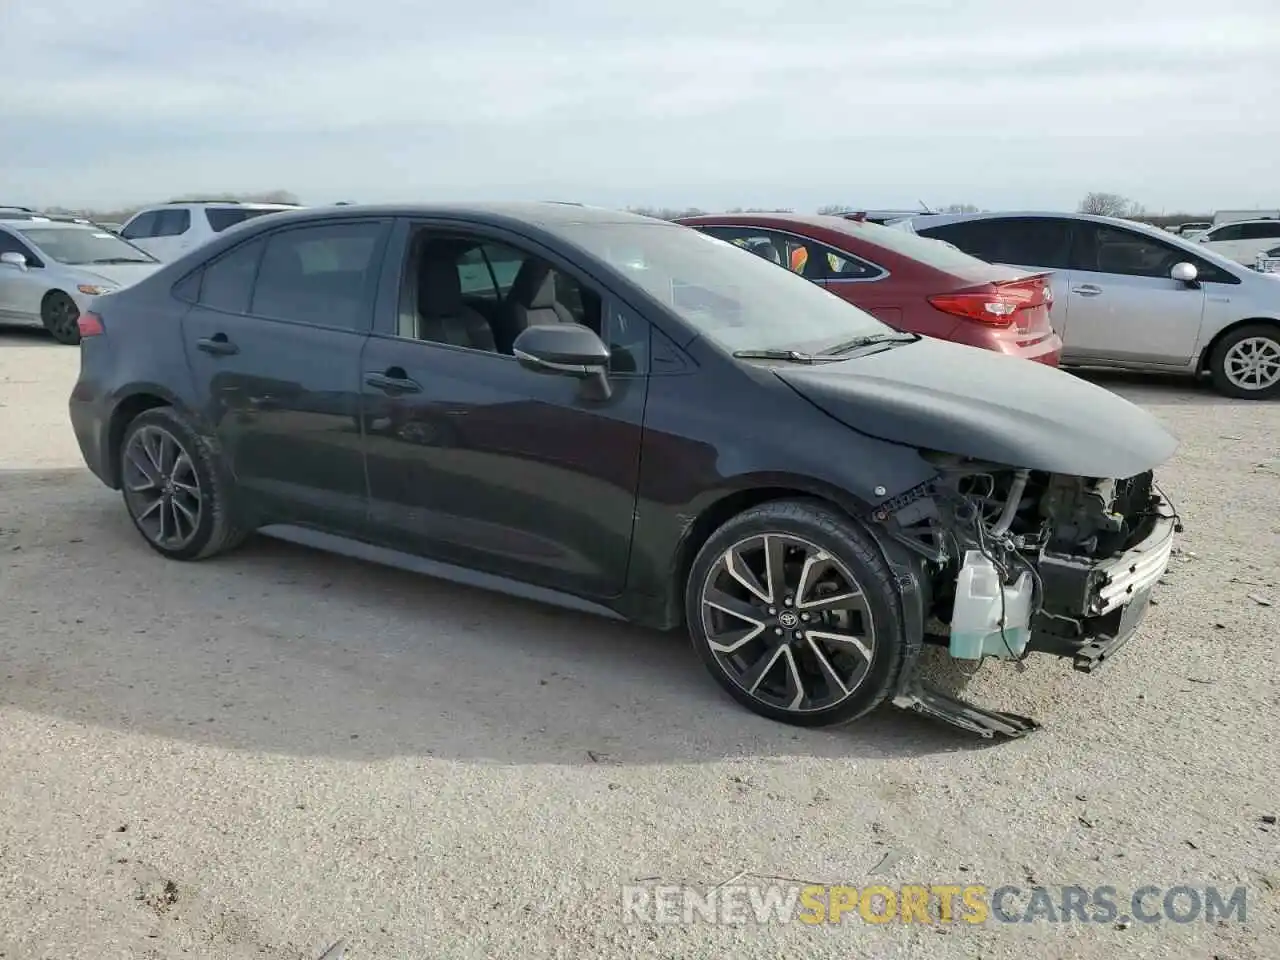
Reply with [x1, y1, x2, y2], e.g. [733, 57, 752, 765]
[1207, 324, 1280, 399]
[118, 407, 249, 561]
[41, 291, 81, 345]
[685, 499, 905, 727]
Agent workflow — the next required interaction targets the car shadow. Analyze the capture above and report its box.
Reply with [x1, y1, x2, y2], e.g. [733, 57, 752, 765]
[0, 468, 1011, 766]
[0, 325, 56, 345]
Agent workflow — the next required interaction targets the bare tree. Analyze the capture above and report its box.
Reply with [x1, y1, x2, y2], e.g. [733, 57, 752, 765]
[1078, 192, 1142, 218]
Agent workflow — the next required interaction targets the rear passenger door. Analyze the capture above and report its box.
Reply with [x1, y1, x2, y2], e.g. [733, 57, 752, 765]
[178, 218, 392, 532]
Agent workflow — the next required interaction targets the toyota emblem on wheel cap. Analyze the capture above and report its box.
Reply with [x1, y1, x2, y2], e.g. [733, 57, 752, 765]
[778, 610, 799, 628]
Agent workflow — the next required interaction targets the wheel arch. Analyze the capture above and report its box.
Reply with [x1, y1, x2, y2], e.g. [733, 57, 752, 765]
[104, 386, 188, 487]
[659, 474, 879, 631]
[1197, 316, 1280, 373]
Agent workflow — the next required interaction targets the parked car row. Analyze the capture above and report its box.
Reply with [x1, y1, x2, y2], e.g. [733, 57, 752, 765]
[4, 198, 1279, 398]
[69, 201, 1183, 737]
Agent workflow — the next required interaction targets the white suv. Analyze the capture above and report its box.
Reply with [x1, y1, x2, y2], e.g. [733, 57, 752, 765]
[1194, 218, 1280, 266]
[118, 200, 300, 261]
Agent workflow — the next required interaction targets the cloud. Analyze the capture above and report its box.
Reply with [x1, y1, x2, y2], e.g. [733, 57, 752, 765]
[3, 0, 1277, 210]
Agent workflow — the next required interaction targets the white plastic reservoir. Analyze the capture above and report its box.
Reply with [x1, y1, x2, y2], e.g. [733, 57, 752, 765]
[949, 550, 1034, 660]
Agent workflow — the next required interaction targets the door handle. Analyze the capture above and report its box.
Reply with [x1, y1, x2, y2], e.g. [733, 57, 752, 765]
[196, 334, 239, 356]
[1071, 284, 1103, 297]
[364, 371, 422, 394]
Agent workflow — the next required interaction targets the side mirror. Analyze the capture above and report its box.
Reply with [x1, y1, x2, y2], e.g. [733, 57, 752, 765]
[1170, 262, 1198, 285]
[513, 323, 612, 399]
[0, 251, 28, 270]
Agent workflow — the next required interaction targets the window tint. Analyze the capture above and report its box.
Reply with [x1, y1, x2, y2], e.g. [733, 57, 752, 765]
[924, 218, 1071, 269]
[1072, 224, 1184, 278]
[1240, 222, 1280, 240]
[1206, 224, 1244, 242]
[153, 209, 191, 238]
[204, 207, 282, 233]
[249, 221, 383, 329]
[120, 211, 159, 240]
[0, 230, 33, 259]
[198, 238, 264, 313]
[456, 243, 525, 298]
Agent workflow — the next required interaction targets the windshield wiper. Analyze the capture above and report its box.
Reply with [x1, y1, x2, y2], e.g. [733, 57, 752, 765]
[732, 348, 829, 363]
[89, 257, 152, 264]
[817, 332, 920, 356]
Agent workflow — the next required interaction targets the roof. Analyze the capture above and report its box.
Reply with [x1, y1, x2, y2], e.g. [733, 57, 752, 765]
[228, 201, 671, 230]
[0, 218, 107, 231]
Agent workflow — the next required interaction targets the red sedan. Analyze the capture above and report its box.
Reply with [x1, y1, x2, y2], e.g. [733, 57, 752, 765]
[675, 213, 1062, 365]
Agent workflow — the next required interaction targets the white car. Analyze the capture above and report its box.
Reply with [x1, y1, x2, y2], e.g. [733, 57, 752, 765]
[890, 211, 1280, 399]
[1193, 218, 1280, 266]
[119, 200, 300, 261]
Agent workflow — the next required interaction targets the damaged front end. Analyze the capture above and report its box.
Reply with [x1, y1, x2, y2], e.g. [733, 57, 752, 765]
[871, 454, 1182, 738]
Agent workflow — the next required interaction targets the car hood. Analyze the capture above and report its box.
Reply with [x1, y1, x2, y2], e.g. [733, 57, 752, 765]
[774, 337, 1178, 479]
[76, 262, 161, 288]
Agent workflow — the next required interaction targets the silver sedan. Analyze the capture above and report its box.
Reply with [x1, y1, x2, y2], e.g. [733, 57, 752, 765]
[0, 218, 160, 344]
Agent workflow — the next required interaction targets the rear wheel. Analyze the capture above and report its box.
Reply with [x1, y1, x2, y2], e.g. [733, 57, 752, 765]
[685, 499, 905, 727]
[1208, 324, 1280, 399]
[41, 291, 81, 345]
[118, 407, 249, 561]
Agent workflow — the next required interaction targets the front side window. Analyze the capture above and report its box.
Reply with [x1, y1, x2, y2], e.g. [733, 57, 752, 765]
[554, 221, 890, 354]
[0, 230, 35, 261]
[120, 211, 159, 240]
[1205, 224, 1244, 242]
[153, 209, 191, 238]
[14, 227, 155, 265]
[1072, 224, 1184, 278]
[249, 221, 384, 330]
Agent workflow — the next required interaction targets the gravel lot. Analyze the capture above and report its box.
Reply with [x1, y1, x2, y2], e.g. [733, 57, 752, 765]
[1, 327, 1277, 959]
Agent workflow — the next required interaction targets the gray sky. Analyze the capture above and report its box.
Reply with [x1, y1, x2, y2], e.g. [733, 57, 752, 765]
[3, 0, 1277, 212]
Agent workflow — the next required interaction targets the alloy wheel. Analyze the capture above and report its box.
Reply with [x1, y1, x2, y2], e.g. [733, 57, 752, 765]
[44, 294, 80, 344]
[698, 534, 876, 713]
[121, 425, 204, 550]
[1222, 335, 1280, 392]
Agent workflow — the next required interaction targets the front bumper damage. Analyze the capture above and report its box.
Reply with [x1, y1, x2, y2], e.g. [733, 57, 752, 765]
[873, 465, 1181, 739]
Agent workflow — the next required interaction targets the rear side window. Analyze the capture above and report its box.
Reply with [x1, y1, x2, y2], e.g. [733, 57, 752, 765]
[852, 219, 1023, 276]
[152, 209, 191, 237]
[249, 221, 384, 330]
[198, 238, 265, 313]
[120, 211, 159, 239]
[205, 207, 282, 233]
[1240, 222, 1280, 240]
[922, 218, 1072, 270]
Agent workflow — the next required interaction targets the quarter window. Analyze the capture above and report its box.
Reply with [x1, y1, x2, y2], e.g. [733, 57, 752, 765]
[198, 238, 265, 314]
[249, 221, 384, 330]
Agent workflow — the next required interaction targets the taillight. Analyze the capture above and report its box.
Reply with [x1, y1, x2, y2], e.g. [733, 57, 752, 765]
[78, 311, 105, 337]
[928, 277, 1050, 327]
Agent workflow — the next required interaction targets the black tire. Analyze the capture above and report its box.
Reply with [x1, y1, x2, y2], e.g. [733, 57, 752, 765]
[118, 406, 250, 561]
[1207, 323, 1280, 400]
[685, 499, 905, 727]
[41, 290, 81, 345]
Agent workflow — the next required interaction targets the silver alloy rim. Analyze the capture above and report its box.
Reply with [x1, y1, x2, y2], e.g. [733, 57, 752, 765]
[121, 425, 203, 549]
[699, 534, 876, 713]
[1223, 336, 1280, 391]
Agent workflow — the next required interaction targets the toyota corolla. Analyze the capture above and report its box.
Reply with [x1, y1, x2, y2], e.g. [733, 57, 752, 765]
[68, 202, 1181, 737]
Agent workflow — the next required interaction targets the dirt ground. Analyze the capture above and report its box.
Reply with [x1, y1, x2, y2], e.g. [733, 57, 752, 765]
[1, 326, 1277, 959]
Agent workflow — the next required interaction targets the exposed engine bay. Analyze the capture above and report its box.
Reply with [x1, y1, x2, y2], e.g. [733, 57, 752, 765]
[870, 453, 1181, 736]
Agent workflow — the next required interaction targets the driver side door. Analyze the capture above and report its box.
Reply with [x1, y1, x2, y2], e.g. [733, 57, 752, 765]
[1062, 222, 1206, 365]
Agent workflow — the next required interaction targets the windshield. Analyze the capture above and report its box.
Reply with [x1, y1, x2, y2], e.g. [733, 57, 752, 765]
[17, 227, 155, 264]
[555, 222, 890, 352]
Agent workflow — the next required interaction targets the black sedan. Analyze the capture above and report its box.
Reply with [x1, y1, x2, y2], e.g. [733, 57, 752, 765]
[68, 202, 1181, 737]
